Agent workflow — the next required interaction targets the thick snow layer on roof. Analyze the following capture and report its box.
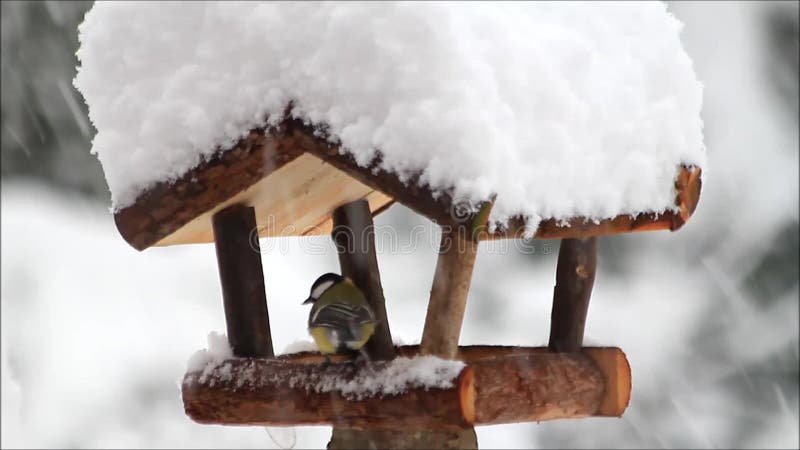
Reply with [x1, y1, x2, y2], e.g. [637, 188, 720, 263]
[75, 2, 704, 226]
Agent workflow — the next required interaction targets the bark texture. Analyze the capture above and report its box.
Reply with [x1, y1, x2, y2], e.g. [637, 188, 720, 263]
[182, 346, 631, 429]
[212, 204, 273, 358]
[549, 237, 598, 353]
[420, 228, 481, 359]
[331, 200, 395, 361]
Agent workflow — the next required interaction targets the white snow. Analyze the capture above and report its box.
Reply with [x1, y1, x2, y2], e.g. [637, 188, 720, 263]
[74, 1, 704, 229]
[280, 340, 319, 355]
[188, 335, 463, 400]
[185, 331, 234, 383]
[192, 351, 465, 401]
[298, 356, 466, 400]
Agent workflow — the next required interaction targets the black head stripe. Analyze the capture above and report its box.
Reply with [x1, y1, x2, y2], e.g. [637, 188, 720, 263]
[310, 272, 343, 295]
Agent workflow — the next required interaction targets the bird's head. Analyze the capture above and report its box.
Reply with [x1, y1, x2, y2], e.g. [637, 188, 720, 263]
[302, 272, 344, 305]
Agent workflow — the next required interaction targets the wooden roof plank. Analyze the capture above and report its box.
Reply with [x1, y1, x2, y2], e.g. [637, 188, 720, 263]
[114, 118, 702, 250]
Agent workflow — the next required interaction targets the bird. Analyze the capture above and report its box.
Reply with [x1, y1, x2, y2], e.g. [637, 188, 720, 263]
[302, 273, 377, 360]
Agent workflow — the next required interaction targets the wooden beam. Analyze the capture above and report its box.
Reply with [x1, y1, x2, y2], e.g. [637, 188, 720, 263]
[548, 237, 598, 353]
[420, 227, 480, 360]
[420, 199, 493, 360]
[212, 205, 273, 358]
[115, 128, 303, 251]
[299, 122, 460, 229]
[331, 200, 396, 359]
[114, 114, 702, 251]
[492, 165, 703, 240]
[181, 346, 631, 428]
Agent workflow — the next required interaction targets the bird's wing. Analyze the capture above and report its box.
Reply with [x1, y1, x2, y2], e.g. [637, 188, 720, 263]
[310, 303, 375, 329]
[308, 279, 377, 342]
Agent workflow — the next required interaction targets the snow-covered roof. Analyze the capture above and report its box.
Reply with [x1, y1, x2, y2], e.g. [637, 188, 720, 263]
[74, 2, 704, 246]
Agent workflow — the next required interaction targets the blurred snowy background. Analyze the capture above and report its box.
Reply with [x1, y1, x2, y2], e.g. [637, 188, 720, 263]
[1, 1, 797, 448]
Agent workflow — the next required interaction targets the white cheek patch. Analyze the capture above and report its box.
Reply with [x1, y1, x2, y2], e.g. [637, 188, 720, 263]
[311, 280, 334, 300]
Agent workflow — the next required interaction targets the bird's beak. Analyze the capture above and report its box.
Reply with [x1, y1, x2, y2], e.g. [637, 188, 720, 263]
[302, 297, 314, 305]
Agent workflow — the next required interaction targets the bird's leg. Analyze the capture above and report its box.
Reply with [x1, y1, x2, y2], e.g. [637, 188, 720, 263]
[357, 347, 374, 370]
[343, 349, 359, 367]
[321, 355, 332, 369]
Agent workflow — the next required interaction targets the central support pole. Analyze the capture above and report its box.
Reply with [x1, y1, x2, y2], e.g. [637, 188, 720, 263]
[212, 204, 273, 358]
[329, 427, 478, 449]
[329, 199, 403, 450]
[549, 237, 598, 352]
[331, 199, 395, 361]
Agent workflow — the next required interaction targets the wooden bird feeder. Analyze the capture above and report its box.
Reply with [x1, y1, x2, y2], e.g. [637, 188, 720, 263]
[115, 116, 701, 448]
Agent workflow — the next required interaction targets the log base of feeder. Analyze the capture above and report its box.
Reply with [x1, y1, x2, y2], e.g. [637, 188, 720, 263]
[182, 346, 631, 429]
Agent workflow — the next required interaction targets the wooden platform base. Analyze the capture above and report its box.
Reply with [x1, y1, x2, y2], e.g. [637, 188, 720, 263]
[182, 346, 630, 429]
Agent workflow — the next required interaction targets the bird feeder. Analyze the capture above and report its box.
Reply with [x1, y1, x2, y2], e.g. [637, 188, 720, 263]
[76, 4, 705, 448]
[114, 116, 701, 448]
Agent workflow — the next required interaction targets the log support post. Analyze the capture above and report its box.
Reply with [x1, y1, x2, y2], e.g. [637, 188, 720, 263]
[415, 226, 481, 448]
[212, 204, 273, 358]
[331, 199, 395, 361]
[329, 427, 477, 449]
[420, 227, 479, 359]
[329, 199, 400, 449]
[548, 237, 598, 352]
[421, 197, 493, 360]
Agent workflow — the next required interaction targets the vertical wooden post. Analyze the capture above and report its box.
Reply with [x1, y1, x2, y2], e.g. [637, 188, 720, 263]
[329, 427, 477, 449]
[420, 227, 479, 359]
[212, 204, 273, 358]
[331, 199, 395, 361]
[329, 200, 401, 450]
[548, 237, 598, 353]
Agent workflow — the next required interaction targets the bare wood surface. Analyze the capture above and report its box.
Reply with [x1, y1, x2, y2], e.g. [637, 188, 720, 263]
[548, 237, 598, 352]
[114, 115, 702, 251]
[116, 128, 299, 250]
[212, 205, 273, 358]
[584, 347, 632, 417]
[157, 155, 392, 247]
[675, 164, 702, 223]
[469, 352, 603, 424]
[331, 200, 395, 361]
[182, 346, 630, 428]
[420, 227, 481, 359]
[113, 123, 393, 251]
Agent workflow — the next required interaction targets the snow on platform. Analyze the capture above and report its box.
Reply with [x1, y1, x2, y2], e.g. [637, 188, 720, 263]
[185, 332, 465, 400]
[75, 2, 704, 229]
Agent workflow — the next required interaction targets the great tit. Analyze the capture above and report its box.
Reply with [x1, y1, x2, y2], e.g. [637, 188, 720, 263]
[302, 273, 377, 356]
